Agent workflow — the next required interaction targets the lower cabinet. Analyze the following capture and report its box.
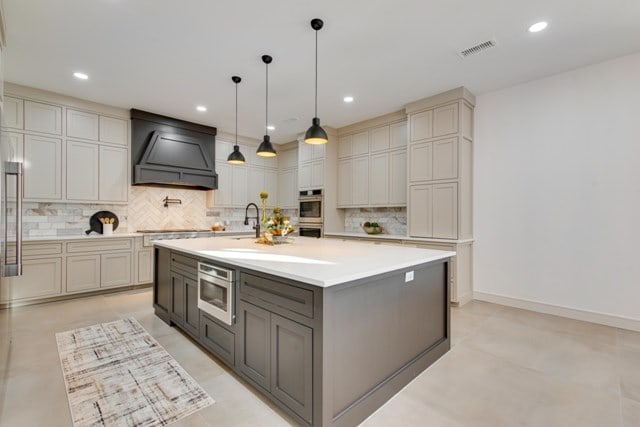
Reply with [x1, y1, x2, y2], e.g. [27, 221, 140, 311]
[409, 182, 458, 239]
[65, 251, 132, 293]
[169, 252, 200, 339]
[200, 312, 235, 366]
[153, 247, 171, 322]
[238, 301, 313, 424]
[0, 257, 62, 302]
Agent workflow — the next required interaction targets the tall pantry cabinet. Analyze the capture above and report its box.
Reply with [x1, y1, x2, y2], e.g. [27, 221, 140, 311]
[405, 87, 474, 240]
[405, 87, 475, 305]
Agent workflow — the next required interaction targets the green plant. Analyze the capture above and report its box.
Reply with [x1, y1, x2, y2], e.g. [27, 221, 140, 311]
[370, 222, 379, 228]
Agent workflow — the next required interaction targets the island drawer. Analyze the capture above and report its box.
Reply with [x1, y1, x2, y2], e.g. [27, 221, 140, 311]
[170, 252, 198, 279]
[239, 273, 314, 319]
[200, 313, 235, 366]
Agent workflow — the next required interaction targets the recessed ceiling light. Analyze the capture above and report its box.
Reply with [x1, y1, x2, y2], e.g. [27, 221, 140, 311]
[528, 21, 548, 33]
[267, 125, 275, 131]
[343, 96, 354, 103]
[196, 105, 207, 112]
[73, 72, 89, 80]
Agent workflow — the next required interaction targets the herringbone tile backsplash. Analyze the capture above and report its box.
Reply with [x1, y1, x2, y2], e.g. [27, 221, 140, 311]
[128, 187, 210, 231]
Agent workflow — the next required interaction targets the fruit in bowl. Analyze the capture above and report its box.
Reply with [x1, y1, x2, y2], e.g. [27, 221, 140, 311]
[363, 221, 382, 234]
[263, 207, 295, 239]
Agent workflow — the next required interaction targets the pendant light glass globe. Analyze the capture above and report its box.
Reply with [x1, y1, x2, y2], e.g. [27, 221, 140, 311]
[304, 18, 328, 145]
[227, 75, 246, 165]
[257, 55, 277, 157]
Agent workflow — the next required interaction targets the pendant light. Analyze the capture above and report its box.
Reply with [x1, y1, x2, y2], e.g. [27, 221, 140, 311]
[256, 55, 277, 157]
[227, 76, 246, 164]
[304, 18, 328, 145]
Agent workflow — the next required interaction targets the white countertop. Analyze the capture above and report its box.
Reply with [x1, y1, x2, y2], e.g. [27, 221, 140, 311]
[324, 232, 474, 244]
[153, 236, 455, 288]
[23, 232, 143, 242]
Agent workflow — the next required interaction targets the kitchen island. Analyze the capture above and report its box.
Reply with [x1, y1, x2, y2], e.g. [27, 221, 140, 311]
[153, 236, 453, 427]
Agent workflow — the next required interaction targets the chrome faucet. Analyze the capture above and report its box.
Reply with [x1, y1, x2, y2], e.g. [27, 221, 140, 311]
[244, 203, 260, 238]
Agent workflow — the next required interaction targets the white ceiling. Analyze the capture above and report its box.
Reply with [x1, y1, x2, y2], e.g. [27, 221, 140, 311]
[4, 0, 640, 143]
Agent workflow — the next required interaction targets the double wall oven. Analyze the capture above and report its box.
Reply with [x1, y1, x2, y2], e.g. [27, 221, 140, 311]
[298, 189, 323, 238]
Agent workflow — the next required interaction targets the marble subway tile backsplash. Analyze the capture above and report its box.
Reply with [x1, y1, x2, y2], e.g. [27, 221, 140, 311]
[344, 207, 407, 235]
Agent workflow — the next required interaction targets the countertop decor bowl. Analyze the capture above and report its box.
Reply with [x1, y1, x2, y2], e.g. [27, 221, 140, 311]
[363, 226, 382, 235]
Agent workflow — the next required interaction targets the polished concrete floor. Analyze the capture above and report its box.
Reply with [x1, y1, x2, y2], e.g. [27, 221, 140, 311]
[0, 289, 638, 426]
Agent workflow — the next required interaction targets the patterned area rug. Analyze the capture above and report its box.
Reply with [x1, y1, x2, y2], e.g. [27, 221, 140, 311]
[56, 318, 214, 427]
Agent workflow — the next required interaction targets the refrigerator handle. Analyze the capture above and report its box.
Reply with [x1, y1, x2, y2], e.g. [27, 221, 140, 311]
[3, 161, 23, 277]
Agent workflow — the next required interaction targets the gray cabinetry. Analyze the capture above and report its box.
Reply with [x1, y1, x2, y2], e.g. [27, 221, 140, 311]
[238, 273, 315, 425]
[153, 247, 171, 322]
[200, 313, 235, 366]
[169, 252, 200, 338]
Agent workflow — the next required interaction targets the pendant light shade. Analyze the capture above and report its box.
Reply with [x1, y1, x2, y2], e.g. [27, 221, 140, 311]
[257, 55, 277, 157]
[227, 75, 246, 165]
[304, 18, 328, 145]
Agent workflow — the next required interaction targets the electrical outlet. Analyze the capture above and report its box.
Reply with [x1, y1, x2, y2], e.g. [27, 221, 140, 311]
[405, 271, 414, 282]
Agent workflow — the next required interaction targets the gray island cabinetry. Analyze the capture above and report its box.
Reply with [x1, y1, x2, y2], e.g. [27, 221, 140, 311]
[153, 237, 452, 427]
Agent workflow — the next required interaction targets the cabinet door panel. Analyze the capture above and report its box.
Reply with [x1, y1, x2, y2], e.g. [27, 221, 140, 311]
[433, 103, 459, 137]
[369, 152, 388, 205]
[137, 249, 153, 283]
[213, 161, 232, 206]
[170, 272, 185, 325]
[352, 156, 369, 206]
[311, 143, 325, 161]
[410, 110, 433, 141]
[432, 137, 458, 180]
[183, 278, 200, 337]
[67, 109, 99, 140]
[337, 159, 352, 207]
[248, 168, 265, 204]
[24, 135, 62, 200]
[299, 141, 312, 162]
[390, 121, 407, 149]
[409, 184, 432, 237]
[264, 169, 278, 207]
[432, 183, 458, 239]
[215, 140, 233, 161]
[231, 166, 248, 206]
[0, 258, 62, 302]
[352, 131, 369, 156]
[66, 255, 100, 292]
[24, 101, 62, 135]
[3, 97, 24, 129]
[311, 160, 324, 188]
[154, 248, 171, 315]
[277, 169, 297, 209]
[338, 135, 352, 158]
[99, 145, 128, 202]
[370, 125, 390, 152]
[200, 313, 235, 366]
[67, 140, 99, 201]
[409, 141, 432, 182]
[238, 301, 271, 390]
[298, 163, 311, 190]
[271, 313, 313, 424]
[99, 116, 128, 145]
[389, 150, 407, 205]
[100, 252, 132, 288]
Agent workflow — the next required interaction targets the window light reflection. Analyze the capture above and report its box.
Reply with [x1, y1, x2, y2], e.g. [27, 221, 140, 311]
[201, 249, 334, 265]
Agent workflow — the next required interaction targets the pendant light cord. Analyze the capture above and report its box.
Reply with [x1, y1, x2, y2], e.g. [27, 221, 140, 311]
[235, 81, 238, 146]
[314, 30, 318, 118]
[265, 61, 269, 136]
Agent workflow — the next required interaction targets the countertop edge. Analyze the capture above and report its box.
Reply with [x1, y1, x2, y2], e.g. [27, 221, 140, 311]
[324, 232, 474, 244]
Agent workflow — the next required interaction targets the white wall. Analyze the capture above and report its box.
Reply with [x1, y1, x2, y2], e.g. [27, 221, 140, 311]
[474, 52, 640, 324]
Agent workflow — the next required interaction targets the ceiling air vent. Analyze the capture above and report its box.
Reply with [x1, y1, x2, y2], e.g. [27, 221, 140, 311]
[458, 39, 497, 58]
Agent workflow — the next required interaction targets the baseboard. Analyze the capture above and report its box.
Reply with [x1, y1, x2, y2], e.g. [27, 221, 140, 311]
[474, 291, 640, 332]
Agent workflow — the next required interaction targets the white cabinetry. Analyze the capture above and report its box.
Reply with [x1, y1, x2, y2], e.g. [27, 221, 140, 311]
[2, 90, 130, 204]
[3, 96, 24, 129]
[276, 146, 298, 209]
[0, 257, 62, 302]
[24, 101, 62, 135]
[99, 145, 128, 202]
[298, 139, 325, 191]
[337, 120, 407, 207]
[101, 252, 132, 288]
[24, 134, 62, 200]
[66, 255, 101, 292]
[66, 140, 99, 201]
[405, 88, 474, 240]
[67, 109, 99, 140]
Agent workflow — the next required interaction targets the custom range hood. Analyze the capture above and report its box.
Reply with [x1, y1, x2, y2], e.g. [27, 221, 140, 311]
[131, 109, 218, 190]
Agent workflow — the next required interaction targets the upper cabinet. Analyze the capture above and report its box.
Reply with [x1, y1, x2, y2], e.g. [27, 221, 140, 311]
[24, 101, 62, 135]
[405, 87, 475, 240]
[298, 139, 325, 191]
[1, 89, 130, 204]
[337, 119, 407, 208]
